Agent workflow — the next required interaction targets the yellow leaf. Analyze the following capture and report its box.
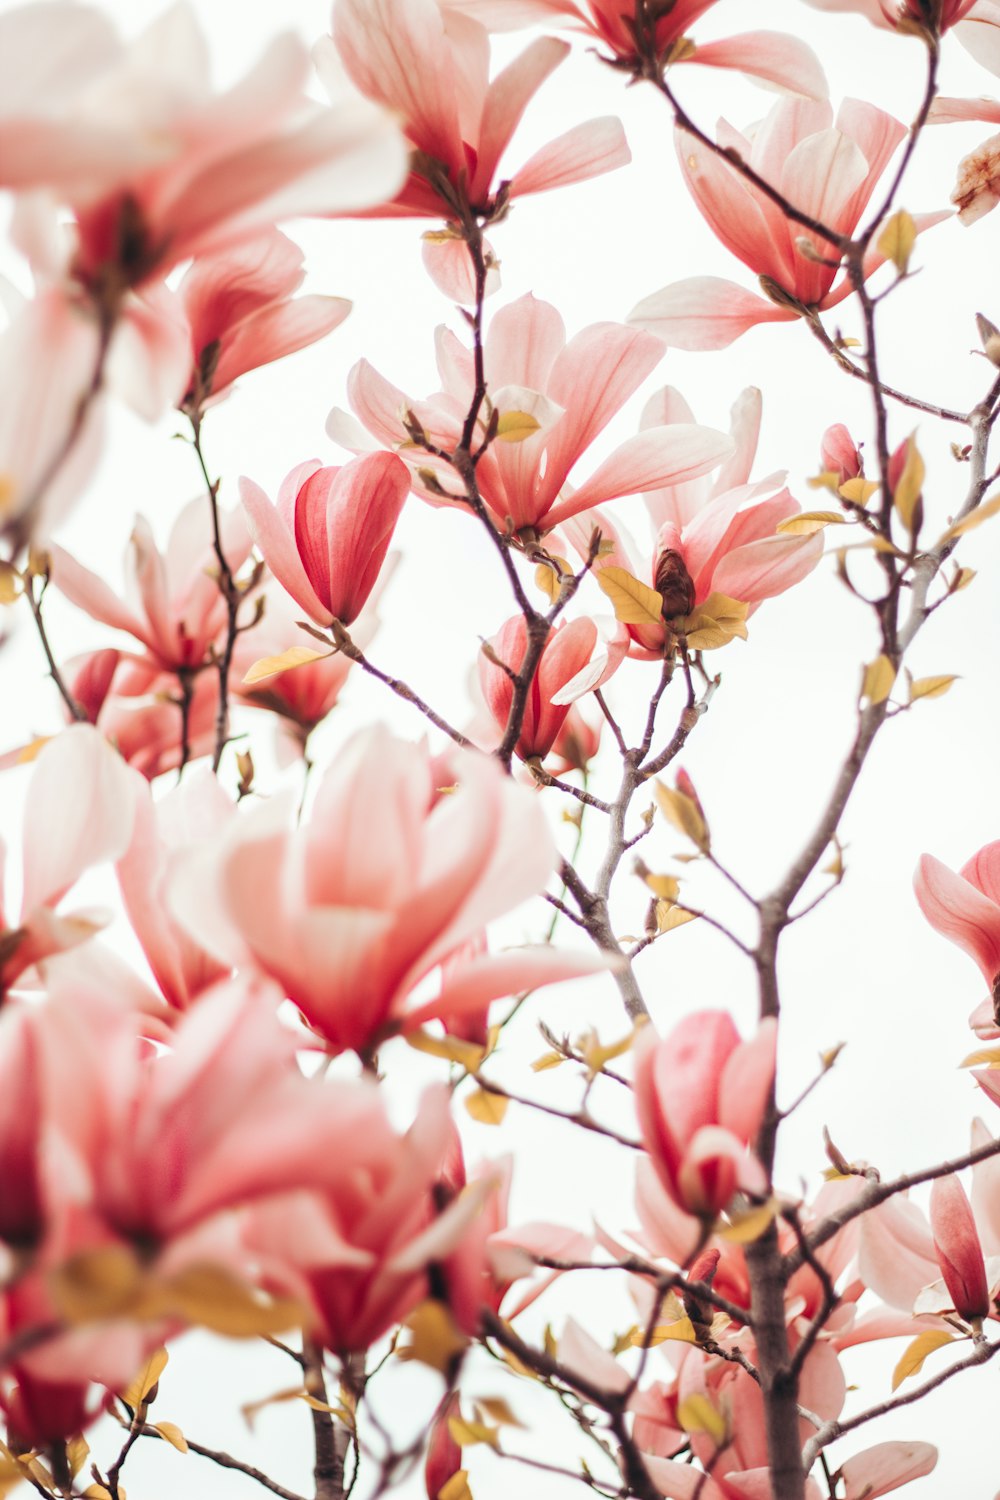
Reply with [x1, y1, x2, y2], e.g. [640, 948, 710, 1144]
[50, 1247, 145, 1324]
[534, 556, 569, 604]
[937, 489, 1000, 544]
[531, 1051, 565, 1073]
[960, 1045, 1000, 1068]
[0, 562, 22, 604]
[475, 1397, 525, 1429]
[775, 511, 846, 535]
[300, 1395, 356, 1426]
[675, 592, 749, 651]
[656, 902, 697, 934]
[642, 871, 680, 901]
[399, 1301, 469, 1373]
[66, 1438, 90, 1480]
[953, 566, 976, 591]
[878, 208, 917, 273]
[465, 1088, 508, 1125]
[807, 470, 842, 495]
[838, 478, 880, 505]
[893, 435, 924, 534]
[243, 646, 331, 686]
[119, 1348, 168, 1410]
[677, 1394, 728, 1447]
[241, 1385, 311, 1428]
[163, 1265, 303, 1337]
[83, 1487, 115, 1500]
[577, 1021, 645, 1078]
[448, 1417, 500, 1450]
[630, 1317, 696, 1348]
[594, 566, 664, 626]
[655, 782, 710, 851]
[407, 1029, 489, 1073]
[612, 1326, 641, 1356]
[496, 410, 541, 443]
[891, 1329, 957, 1390]
[908, 674, 958, 703]
[439, 1474, 473, 1500]
[719, 1198, 780, 1244]
[153, 1422, 188, 1455]
[860, 655, 896, 706]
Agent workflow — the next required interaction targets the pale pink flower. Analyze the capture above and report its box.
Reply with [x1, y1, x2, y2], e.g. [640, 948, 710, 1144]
[928, 93, 1000, 222]
[803, 0, 979, 30]
[179, 229, 351, 411]
[914, 841, 1000, 1010]
[49, 494, 253, 673]
[0, 726, 135, 994]
[821, 422, 865, 484]
[240, 452, 408, 628]
[443, 0, 827, 96]
[633, 1012, 776, 1220]
[630, 98, 946, 350]
[169, 727, 608, 1057]
[328, 0, 629, 220]
[328, 294, 733, 533]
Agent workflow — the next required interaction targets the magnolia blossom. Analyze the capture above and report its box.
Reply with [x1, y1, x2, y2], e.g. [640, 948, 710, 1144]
[928, 93, 1000, 222]
[328, 294, 734, 533]
[328, 0, 629, 220]
[803, 0, 979, 29]
[914, 840, 1000, 1038]
[179, 229, 350, 411]
[478, 614, 609, 759]
[64, 651, 221, 780]
[441, 0, 828, 95]
[169, 727, 608, 1056]
[629, 98, 944, 350]
[241, 452, 408, 628]
[633, 1012, 776, 1219]
[50, 495, 253, 673]
[930, 1175, 991, 1322]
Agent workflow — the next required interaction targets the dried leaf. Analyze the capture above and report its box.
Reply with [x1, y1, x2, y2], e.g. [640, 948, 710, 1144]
[119, 1348, 168, 1411]
[465, 1088, 509, 1125]
[891, 1329, 957, 1390]
[775, 511, 846, 535]
[908, 674, 958, 703]
[438, 1474, 473, 1500]
[960, 1045, 1000, 1068]
[936, 489, 1000, 544]
[152, 1422, 188, 1454]
[531, 1051, 565, 1073]
[878, 208, 917, 273]
[475, 1397, 525, 1429]
[448, 1417, 500, 1450]
[243, 646, 330, 686]
[407, 1029, 489, 1073]
[655, 782, 710, 851]
[399, 1302, 469, 1373]
[893, 435, 924, 534]
[860, 655, 896, 706]
[594, 566, 664, 626]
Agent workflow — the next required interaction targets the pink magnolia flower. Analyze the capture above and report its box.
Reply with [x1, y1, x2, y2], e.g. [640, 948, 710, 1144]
[73, 656, 220, 781]
[240, 452, 408, 628]
[425, 1393, 463, 1500]
[629, 98, 946, 350]
[168, 727, 608, 1057]
[821, 422, 864, 484]
[179, 229, 350, 412]
[803, 0, 981, 36]
[560, 387, 822, 663]
[928, 92, 1000, 222]
[116, 769, 233, 1012]
[329, 0, 629, 221]
[633, 1012, 777, 1219]
[443, 0, 827, 97]
[245, 1087, 490, 1355]
[49, 494, 253, 673]
[930, 1175, 990, 1322]
[479, 614, 602, 759]
[328, 294, 734, 534]
[0, 726, 135, 995]
[914, 841, 1000, 1018]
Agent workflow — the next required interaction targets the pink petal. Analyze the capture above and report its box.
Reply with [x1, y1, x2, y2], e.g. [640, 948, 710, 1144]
[689, 32, 827, 99]
[510, 115, 630, 196]
[629, 277, 796, 351]
[48, 545, 148, 645]
[552, 423, 734, 523]
[712, 531, 824, 606]
[719, 1019, 777, 1140]
[929, 93, 1000, 125]
[421, 235, 500, 304]
[914, 853, 1000, 985]
[240, 474, 332, 626]
[484, 292, 566, 389]
[404, 945, 613, 1031]
[212, 294, 350, 393]
[474, 35, 568, 194]
[840, 1441, 937, 1500]
[858, 1197, 938, 1311]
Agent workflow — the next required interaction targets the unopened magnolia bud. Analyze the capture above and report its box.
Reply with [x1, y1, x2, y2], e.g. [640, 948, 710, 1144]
[654, 548, 696, 620]
[976, 313, 1000, 367]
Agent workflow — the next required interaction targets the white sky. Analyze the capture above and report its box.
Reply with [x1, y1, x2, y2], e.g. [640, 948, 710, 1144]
[5, 0, 1000, 1496]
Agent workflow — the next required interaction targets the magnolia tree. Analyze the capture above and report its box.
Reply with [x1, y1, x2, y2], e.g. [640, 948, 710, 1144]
[5, 0, 1000, 1498]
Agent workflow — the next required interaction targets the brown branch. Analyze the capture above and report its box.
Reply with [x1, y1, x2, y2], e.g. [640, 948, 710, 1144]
[137, 1422, 307, 1500]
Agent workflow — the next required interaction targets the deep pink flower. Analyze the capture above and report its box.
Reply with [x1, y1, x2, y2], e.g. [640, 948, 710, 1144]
[478, 614, 600, 759]
[821, 423, 864, 484]
[633, 1012, 776, 1219]
[240, 451, 408, 628]
[930, 1175, 990, 1322]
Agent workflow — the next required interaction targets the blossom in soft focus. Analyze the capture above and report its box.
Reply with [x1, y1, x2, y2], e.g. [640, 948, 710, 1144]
[633, 1011, 776, 1219]
[65, 651, 221, 780]
[328, 0, 629, 221]
[441, 0, 828, 95]
[49, 495, 253, 673]
[914, 841, 1000, 1004]
[629, 98, 946, 350]
[329, 293, 733, 533]
[803, 0, 982, 37]
[168, 727, 608, 1057]
[240, 451, 408, 628]
[179, 229, 351, 411]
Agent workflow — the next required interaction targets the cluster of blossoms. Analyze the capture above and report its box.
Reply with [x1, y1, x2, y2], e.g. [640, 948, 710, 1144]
[4, 1, 1000, 1499]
